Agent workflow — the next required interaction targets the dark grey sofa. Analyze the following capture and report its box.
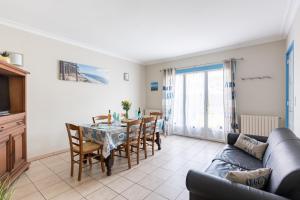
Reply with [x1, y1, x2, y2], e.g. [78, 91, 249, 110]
[186, 128, 300, 200]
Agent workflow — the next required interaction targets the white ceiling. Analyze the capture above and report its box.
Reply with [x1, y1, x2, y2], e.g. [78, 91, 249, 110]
[0, 0, 299, 64]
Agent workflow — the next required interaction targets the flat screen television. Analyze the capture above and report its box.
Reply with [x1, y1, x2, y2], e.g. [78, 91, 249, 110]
[0, 75, 10, 113]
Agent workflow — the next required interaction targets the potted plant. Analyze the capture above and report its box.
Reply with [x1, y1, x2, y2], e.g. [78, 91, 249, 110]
[121, 100, 132, 119]
[0, 51, 10, 63]
[0, 179, 14, 200]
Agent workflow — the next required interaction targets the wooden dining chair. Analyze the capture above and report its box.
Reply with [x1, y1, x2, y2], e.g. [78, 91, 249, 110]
[92, 115, 108, 124]
[150, 111, 164, 131]
[150, 112, 163, 120]
[65, 123, 105, 181]
[112, 119, 143, 169]
[142, 116, 157, 158]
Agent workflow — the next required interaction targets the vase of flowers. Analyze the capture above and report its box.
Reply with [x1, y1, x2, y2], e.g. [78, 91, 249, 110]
[121, 100, 131, 119]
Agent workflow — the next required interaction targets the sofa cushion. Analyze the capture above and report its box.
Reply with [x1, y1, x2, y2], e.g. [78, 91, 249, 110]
[215, 145, 263, 170]
[205, 159, 245, 178]
[225, 168, 272, 189]
[234, 134, 268, 160]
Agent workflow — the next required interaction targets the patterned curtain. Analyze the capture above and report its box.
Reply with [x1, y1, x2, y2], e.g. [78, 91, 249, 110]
[162, 68, 175, 135]
[224, 60, 239, 133]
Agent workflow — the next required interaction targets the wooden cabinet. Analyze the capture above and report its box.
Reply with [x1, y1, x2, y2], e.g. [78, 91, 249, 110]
[0, 61, 30, 183]
[0, 134, 10, 180]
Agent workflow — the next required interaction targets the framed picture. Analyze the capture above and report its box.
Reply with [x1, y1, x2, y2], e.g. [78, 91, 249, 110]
[59, 60, 109, 84]
[150, 81, 158, 91]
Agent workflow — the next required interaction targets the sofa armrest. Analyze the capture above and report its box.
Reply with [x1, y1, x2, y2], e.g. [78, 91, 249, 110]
[186, 170, 288, 200]
[227, 133, 268, 145]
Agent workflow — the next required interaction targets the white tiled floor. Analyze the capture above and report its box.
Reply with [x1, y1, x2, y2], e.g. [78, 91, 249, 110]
[12, 135, 224, 200]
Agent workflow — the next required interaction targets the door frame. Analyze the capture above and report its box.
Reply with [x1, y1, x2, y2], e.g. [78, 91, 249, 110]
[286, 41, 294, 128]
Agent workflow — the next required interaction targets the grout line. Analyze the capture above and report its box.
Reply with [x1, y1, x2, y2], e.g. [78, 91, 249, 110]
[23, 136, 222, 200]
[21, 173, 47, 200]
[30, 153, 86, 200]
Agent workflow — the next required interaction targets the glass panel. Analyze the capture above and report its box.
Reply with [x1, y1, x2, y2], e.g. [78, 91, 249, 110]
[207, 69, 224, 141]
[185, 72, 205, 137]
[173, 74, 184, 134]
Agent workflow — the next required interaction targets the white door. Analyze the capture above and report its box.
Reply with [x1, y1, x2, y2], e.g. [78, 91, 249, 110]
[173, 68, 224, 142]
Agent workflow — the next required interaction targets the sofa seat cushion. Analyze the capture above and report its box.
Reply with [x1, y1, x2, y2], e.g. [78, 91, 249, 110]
[215, 145, 263, 170]
[205, 159, 245, 178]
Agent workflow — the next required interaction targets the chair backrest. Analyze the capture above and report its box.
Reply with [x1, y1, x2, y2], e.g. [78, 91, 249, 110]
[126, 119, 143, 141]
[65, 123, 83, 154]
[150, 112, 163, 120]
[92, 115, 108, 124]
[143, 116, 157, 135]
[263, 128, 300, 199]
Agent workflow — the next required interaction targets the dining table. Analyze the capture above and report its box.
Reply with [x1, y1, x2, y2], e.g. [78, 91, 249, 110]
[80, 119, 164, 176]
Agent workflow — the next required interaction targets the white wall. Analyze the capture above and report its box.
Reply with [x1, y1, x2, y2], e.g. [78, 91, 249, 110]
[287, 7, 300, 137]
[0, 25, 146, 159]
[146, 40, 286, 126]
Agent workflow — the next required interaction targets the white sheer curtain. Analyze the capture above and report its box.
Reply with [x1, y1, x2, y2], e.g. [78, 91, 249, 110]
[173, 72, 206, 138]
[185, 72, 205, 137]
[207, 70, 225, 141]
[173, 74, 184, 134]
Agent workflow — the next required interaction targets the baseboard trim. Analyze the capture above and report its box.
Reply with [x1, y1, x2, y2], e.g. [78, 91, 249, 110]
[28, 149, 69, 162]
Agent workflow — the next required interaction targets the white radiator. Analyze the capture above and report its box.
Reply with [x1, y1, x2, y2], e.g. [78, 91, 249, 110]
[240, 115, 280, 136]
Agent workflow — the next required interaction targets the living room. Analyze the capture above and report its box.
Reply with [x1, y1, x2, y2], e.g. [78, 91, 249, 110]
[0, 0, 300, 200]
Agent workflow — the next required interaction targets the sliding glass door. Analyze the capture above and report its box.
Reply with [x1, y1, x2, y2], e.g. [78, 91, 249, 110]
[173, 66, 225, 142]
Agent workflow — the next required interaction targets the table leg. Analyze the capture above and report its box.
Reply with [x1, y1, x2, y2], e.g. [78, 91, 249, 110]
[155, 132, 161, 150]
[104, 152, 114, 176]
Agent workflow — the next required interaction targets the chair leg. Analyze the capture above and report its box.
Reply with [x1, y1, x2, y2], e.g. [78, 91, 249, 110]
[143, 137, 147, 159]
[126, 144, 131, 169]
[100, 155, 105, 173]
[152, 134, 155, 156]
[88, 155, 92, 168]
[78, 154, 83, 181]
[137, 143, 140, 165]
[70, 159, 74, 177]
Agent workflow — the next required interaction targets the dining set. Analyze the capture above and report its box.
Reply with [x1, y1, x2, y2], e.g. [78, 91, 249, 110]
[65, 112, 164, 181]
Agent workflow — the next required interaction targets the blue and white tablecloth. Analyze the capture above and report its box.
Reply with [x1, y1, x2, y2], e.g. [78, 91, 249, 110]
[81, 119, 164, 158]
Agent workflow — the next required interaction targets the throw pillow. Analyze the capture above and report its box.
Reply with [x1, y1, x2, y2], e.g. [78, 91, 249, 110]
[234, 134, 268, 160]
[225, 168, 272, 189]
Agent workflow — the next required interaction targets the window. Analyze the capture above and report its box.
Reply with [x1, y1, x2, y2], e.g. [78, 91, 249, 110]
[173, 64, 225, 142]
